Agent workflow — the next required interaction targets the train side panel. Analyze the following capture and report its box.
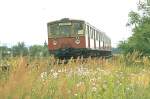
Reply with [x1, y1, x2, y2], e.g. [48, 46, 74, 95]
[84, 23, 112, 52]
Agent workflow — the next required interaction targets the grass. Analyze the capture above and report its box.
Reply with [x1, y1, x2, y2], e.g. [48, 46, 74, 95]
[0, 54, 150, 99]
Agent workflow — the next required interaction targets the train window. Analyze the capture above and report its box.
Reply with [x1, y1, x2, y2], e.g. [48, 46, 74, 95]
[101, 34, 103, 40]
[99, 33, 102, 41]
[103, 41, 105, 48]
[73, 22, 83, 35]
[50, 23, 59, 36]
[99, 33, 101, 41]
[59, 25, 72, 36]
[86, 25, 90, 37]
[103, 36, 105, 42]
[90, 27, 93, 39]
[101, 34, 103, 41]
[47, 24, 51, 37]
[92, 29, 95, 39]
[100, 41, 103, 47]
[96, 31, 99, 40]
[87, 25, 89, 34]
[93, 30, 95, 39]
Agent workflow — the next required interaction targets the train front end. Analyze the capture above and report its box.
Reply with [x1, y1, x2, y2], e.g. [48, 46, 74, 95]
[47, 18, 86, 59]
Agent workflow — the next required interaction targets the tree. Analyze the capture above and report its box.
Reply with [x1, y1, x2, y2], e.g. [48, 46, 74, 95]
[43, 41, 49, 57]
[29, 42, 49, 57]
[29, 45, 43, 57]
[12, 42, 28, 56]
[0, 46, 10, 58]
[126, 11, 141, 27]
[118, 0, 150, 56]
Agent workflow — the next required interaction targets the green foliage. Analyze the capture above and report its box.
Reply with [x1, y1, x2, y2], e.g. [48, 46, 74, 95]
[0, 41, 49, 57]
[29, 41, 49, 57]
[112, 47, 121, 54]
[0, 46, 10, 58]
[118, 41, 131, 54]
[127, 11, 141, 27]
[12, 42, 28, 57]
[43, 41, 49, 57]
[119, 0, 150, 56]
[29, 45, 49, 57]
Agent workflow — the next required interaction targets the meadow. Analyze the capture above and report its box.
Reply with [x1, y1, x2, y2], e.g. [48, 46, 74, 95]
[0, 53, 150, 99]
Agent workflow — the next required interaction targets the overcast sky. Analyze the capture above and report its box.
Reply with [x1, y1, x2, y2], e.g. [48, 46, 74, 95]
[0, 0, 138, 47]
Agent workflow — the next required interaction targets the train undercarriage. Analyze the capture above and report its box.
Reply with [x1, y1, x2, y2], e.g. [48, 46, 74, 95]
[49, 48, 112, 59]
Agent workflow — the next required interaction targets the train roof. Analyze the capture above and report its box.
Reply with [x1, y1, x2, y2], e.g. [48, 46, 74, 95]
[47, 18, 85, 25]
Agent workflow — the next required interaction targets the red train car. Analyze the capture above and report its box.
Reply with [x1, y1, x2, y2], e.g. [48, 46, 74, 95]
[47, 18, 111, 58]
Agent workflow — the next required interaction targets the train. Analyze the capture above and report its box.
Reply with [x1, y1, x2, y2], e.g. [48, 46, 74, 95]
[47, 18, 111, 59]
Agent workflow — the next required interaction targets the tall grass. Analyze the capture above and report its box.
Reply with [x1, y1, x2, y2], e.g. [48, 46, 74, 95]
[0, 54, 150, 99]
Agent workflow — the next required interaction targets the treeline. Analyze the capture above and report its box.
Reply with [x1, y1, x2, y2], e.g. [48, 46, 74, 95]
[118, 0, 150, 56]
[0, 42, 49, 58]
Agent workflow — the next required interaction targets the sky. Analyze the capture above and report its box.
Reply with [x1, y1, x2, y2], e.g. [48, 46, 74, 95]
[0, 0, 138, 47]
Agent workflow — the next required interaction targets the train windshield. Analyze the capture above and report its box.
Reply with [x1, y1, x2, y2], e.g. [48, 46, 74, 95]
[49, 23, 72, 37]
[49, 23, 59, 36]
[73, 22, 83, 35]
[48, 22, 83, 37]
[59, 23, 72, 36]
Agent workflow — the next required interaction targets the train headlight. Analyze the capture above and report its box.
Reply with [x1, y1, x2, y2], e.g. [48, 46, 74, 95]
[75, 39, 80, 44]
[53, 40, 57, 45]
[75, 36, 80, 44]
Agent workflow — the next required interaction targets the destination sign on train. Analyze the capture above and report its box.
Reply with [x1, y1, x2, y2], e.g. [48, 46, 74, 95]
[59, 23, 71, 25]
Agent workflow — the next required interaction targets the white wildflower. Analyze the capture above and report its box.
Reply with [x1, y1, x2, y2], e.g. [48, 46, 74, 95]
[68, 90, 71, 94]
[102, 84, 107, 89]
[92, 87, 97, 92]
[76, 66, 89, 76]
[126, 87, 130, 90]
[74, 93, 78, 96]
[53, 72, 58, 78]
[58, 69, 61, 73]
[142, 69, 146, 72]
[90, 78, 96, 82]
[76, 82, 84, 87]
[40, 72, 47, 81]
[119, 83, 122, 86]
[92, 82, 96, 86]
[50, 69, 54, 72]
